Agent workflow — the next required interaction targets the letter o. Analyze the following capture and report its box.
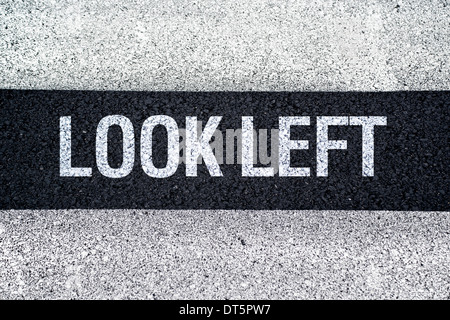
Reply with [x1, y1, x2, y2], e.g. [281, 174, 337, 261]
[96, 115, 135, 178]
[141, 115, 179, 178]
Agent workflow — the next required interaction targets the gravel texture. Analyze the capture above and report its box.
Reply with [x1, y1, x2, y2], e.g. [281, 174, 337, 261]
[0, 210, 449, 299]
[0, 0, 448, 91]
[1, 0, 449, 300]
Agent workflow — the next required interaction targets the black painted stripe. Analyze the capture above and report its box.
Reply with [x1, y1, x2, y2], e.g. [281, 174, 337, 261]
[1, 90, 448, 210]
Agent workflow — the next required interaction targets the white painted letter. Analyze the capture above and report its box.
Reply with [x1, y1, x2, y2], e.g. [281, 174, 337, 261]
[350, 116, 387, 176]
[141, 115, 179, 178]
[96, 115, 134, 178]
[242, 117, 274, 176]
[60, 116, 92, 177]
[317, 116, 348, 177]
[279, 117, 310, 176]
[186, 117, 223, 177]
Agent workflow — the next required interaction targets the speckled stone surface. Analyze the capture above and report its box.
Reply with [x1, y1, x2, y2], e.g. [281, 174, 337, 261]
[1, 0, 448, 91]
[0, 0, 449, 300]
[0, 210, 449, 299]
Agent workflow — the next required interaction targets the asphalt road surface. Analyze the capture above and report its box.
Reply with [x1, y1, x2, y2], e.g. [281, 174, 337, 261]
[0, 0, 449, 299]
[0, 210, 449, 299]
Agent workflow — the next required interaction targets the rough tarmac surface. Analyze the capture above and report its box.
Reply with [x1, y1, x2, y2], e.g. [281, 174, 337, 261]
[1, 90, 448, 211]
[0, 210, 449, 299]
[1, 0, 448, 91]
[0, 0, 449, 300]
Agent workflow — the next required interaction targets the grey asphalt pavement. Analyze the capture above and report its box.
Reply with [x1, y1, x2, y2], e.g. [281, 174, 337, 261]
[0, 0, 449, 300]
[0, 210, 449, 299]
[1, 0, 448, 91]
